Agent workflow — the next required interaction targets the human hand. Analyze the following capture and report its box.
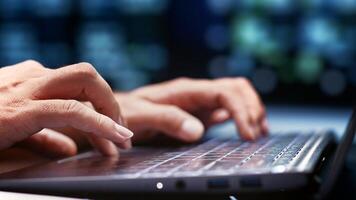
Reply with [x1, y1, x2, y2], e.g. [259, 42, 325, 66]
[0, 60, 133, 157]
[116, 93, 204, 143]
[130, 78, 268, 141]
[21, 77, 267, 156]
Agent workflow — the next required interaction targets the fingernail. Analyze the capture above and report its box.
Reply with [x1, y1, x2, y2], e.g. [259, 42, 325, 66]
[180, 120, 204, 139]
[115, 124, 134, 139]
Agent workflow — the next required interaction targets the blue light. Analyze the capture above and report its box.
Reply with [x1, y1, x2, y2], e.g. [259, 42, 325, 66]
[79, 0, 116, 17]
[265, 0, 294, 13]
[327, 0, 356, 13]
[129, 44, 168, 70]
[206, 0, 234, 15]
[233, 17, 269, 52]
[41, 43, 71, 67]
[31, 0, 71, 17]
[252, 68, 278, 94]
[0, 23, 39, 65]
[110, 68, 150, 90]
[302, 0, 324, 9]
[77, 23, 128, 80]
[320, 70, 346, 96]
[227, 51, 255, 76]
[0, 0, 28, 18]
[116, 0, 169, 15]
[325, 39, 352, 68]
[348, 67, 356, 86]
[300, 17, 338, 54]
[205, 24, 229, 51]
[208, 56, 230, 77]
[77, 23, 124, 51]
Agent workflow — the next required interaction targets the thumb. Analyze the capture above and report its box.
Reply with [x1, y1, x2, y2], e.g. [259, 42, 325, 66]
[143, 104, 205, 142]
[18, 129, 78, 158]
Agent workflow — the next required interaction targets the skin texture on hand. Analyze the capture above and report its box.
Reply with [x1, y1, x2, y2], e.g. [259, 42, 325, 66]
[116, 93, 205, 143]
[30, 77, 268, 157]
[130, 77, 268, 141]
[0, 60, 133, 157]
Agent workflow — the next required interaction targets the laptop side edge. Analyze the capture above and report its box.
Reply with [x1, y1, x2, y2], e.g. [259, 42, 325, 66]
[316, 108, 356, 199]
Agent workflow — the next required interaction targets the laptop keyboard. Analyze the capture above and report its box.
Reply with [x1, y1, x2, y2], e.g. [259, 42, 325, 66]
[115, 133, 314, 177]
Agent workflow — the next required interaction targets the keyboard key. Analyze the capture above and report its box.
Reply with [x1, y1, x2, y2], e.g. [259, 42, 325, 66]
[132, 134, 313, 177]
[205, 161, 238, 174]
[177, 159, 214, 172]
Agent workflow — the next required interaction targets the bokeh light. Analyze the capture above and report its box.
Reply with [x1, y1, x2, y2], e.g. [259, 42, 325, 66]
[0, 0, 354, 103]
[295, 51, 323, 84]
[320, 70, 346, 97]
[252, 68, 278, 94]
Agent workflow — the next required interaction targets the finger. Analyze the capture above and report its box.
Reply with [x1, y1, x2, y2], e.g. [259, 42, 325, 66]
[31, 100, 133, 147]
[88, 136, 119, 156]
[140, 104, 205, 142]
[208, 109, 230, 126]
[18, 129, 77, 158]
[237, 80, 267, 137]
[218, 91, 256, 140]
[80, 102, 126, 156]
[261, 118, 269, 136]
[54, 126, 90, 149]
[29, 62, 123, 123]
[194, 108, 230, 128]
[54, 126, 124, 156]
[120, 140, 132, 149]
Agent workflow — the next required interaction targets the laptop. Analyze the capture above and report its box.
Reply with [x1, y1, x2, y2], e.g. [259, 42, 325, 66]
[0, 109, 355, 199]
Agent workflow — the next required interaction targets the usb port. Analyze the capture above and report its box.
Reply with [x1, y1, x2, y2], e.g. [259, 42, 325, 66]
[207, 179, 229, 189]
[240, 177, 262, 188]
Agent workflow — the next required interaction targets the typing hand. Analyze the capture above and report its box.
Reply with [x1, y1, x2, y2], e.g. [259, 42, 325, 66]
[130, 78, 268, 141]
[0, 60, 133, 157]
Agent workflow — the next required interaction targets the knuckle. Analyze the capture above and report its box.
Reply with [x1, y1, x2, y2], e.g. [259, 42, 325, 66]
[236, 77, 251, 85]
[63, 100, 82, 115]
[22, 60, 43, 68]
[233, 77, 252, 89]
[174, 77, 192, 84]
[220, 90, 233, 100]
[73, 62, 98, 79]
[217, 77, 250, 91]
[216, 78, 244, 89]
[216, 77, 236, 84]
[95, 114, 108, 129]
[39, 102, 54, 114]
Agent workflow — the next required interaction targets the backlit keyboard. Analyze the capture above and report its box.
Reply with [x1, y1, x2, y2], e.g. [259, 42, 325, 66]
[115, 133, 314, 177]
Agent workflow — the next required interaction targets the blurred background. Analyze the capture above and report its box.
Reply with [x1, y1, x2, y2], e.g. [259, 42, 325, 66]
[0, 0, 355, 106]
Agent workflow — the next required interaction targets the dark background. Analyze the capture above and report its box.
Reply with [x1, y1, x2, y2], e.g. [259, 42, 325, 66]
[0, 0, 355, 105]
